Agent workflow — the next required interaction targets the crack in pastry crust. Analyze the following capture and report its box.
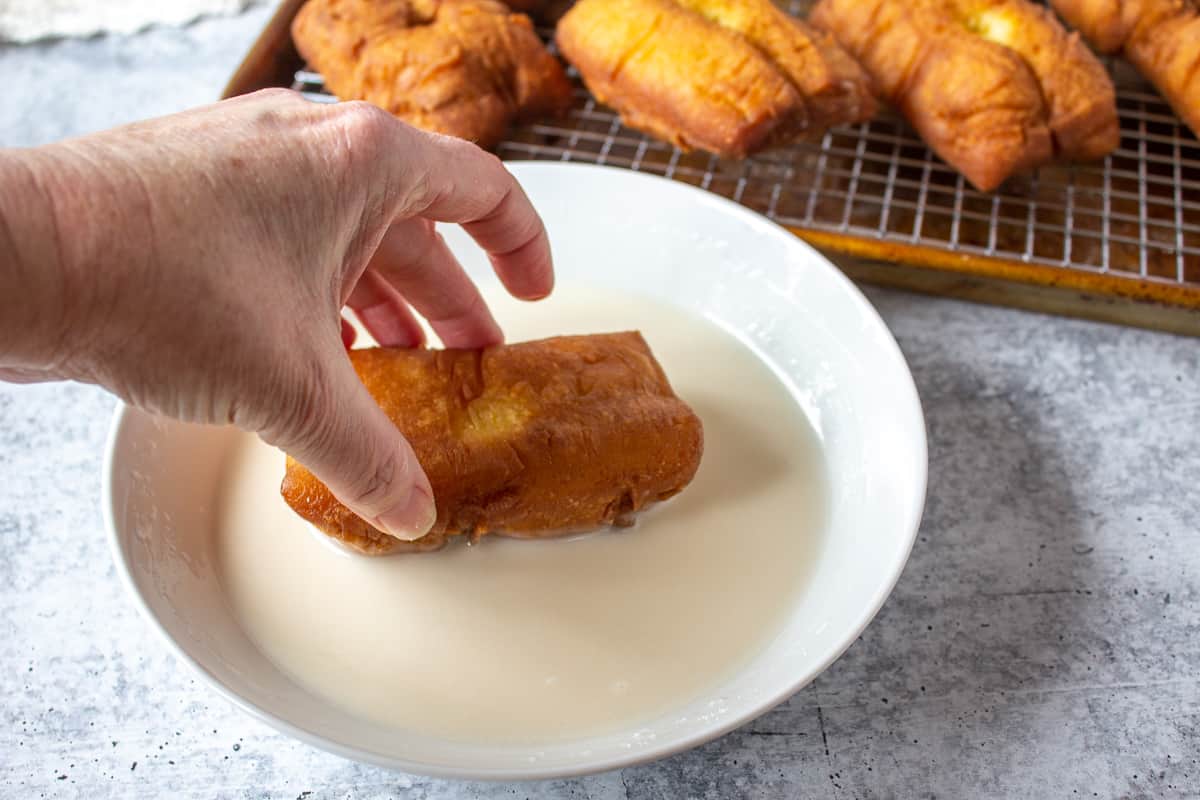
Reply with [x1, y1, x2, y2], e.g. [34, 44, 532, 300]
[292, 0, 572, 148]
[281, 333, 704, 555]
[555, 0, 876, 159]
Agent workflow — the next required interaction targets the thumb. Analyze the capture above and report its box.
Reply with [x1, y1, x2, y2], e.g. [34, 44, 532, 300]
[268, 349, 437, 543]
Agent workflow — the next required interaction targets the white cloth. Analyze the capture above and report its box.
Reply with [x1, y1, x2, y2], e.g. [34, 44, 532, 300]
[0, 0, 268, 42]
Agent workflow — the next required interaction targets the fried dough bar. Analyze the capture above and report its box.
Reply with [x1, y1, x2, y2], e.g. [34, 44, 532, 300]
[292, 0, 572, 148]
[1050, 0, 1200, 138]
[812, 0, 1119, 190]
[812, 0, 1052, 190]
[956, 0, 1119, 159]
[281, 333, 705, 555]
[554, 0, 876, 159]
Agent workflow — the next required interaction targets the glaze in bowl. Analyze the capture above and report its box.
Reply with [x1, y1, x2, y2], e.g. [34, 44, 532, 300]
[104, 162, 927, 780]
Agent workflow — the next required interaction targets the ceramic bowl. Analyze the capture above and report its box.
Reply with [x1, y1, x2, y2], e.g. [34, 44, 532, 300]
[105, 162, 926, 779]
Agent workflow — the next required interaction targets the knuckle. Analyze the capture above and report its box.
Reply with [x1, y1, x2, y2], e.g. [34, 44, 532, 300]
[397, 164, 435, 215]
[337, 101, 395, 144]
[468, 147, 505, 179]
[478, 157, 514, 213]
[479, 149, 505, 172]
[252, 86, 299, 103]
[477, 149, 507, 177]
[325, 102, 404, 187]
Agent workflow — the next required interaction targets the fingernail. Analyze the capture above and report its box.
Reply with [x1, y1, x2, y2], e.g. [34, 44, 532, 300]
[374, 485, 437, 542]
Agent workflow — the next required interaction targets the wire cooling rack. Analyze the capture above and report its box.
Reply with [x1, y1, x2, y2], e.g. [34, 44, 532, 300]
[290, 1, 1200, 325]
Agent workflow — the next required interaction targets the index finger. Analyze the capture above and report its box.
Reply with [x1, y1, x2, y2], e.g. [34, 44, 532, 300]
[400, 132, 554, 301]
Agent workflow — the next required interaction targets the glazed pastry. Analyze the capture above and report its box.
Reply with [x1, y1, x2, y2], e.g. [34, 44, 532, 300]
[292, 0, 572, 148]
[812, 0, 1119, 190]
[554, 0, 876, 158]
[1050, 0, 1200, 139]
[281, 333, 705, 555]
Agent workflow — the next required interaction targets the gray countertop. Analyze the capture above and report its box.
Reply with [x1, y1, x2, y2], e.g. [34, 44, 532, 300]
[2, 7, 1198, 799]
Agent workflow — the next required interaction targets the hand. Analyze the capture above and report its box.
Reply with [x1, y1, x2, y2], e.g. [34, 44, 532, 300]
[0, 89, 553, 542]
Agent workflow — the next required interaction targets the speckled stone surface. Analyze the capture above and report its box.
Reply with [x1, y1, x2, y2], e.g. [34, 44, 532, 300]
[1, 8, 1199, 799]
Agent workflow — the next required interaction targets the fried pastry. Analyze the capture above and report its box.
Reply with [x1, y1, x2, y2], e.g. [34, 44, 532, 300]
[955, 0, 1119, 160]
[281, 333, 705, 555]
[1050, 0, 1200, 139]
[812, 0, 1119, 190]
[292, 0, 572, 148]
[812, 0, 1051, 190]
[554, 0, 876, 159]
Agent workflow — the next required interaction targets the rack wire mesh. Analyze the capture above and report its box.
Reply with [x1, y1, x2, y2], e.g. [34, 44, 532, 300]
[292, 1, 1200, 292]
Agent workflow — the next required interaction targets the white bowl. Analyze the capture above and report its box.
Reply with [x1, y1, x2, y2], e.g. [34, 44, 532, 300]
[104, 162, 926, 780]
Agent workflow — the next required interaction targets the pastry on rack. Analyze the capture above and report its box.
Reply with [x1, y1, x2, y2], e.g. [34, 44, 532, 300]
[810, 0, 1120, 191]
[292, 0, 572, 149]
[1049, 0, 1200, 139]
[954, 0, 1119, 160]
[281, 333, 705, 555]
[554, 0, 877, 159]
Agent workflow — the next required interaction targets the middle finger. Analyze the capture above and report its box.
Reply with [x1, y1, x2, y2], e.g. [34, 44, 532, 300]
[368, 216, 504, 349]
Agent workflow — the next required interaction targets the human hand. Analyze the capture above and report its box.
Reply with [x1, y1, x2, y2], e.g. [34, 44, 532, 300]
[0, 89, 553, 543]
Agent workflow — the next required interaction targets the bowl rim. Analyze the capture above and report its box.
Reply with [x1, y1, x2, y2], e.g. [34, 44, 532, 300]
[103, 160, 928, 781]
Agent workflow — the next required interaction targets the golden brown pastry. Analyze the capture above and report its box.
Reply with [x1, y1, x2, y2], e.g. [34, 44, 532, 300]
[812, 0, 1051, 190]
[292, 0, 572, 148]
[281, 333, 704, 555]
[1050, 0, 1200, 139]
[812, 0, 1119, 190]
[955, 0, 1119, 160]
[554, 0, 876, 159]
